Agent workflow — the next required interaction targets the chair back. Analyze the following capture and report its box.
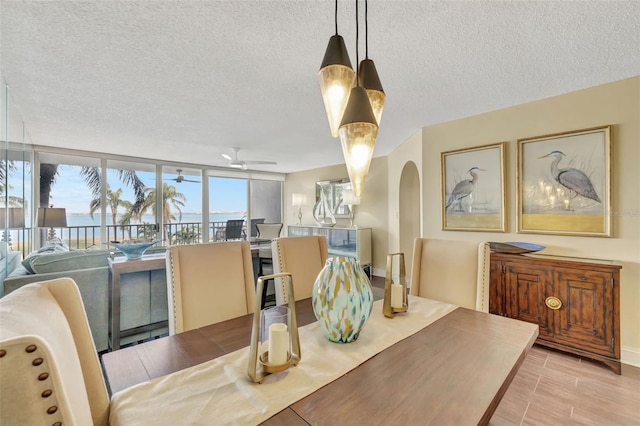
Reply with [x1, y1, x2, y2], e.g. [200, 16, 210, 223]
[165, 241, 256, 334]
[410, 238, 490, 311]
[250, 218, 266, 238]
[256, 223, 283, 240]
[225, 219, 245, 240]
[272, 236, 328, 305]
[0, 278, 110, 426]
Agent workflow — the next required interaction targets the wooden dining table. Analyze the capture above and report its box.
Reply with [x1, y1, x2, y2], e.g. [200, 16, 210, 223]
[102, 298, 538, 425]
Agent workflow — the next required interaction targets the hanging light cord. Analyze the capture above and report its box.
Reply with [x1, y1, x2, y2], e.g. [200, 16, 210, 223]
[355, 0, 360, 76]
[365, 0, 369, 59]
[334, 0, 338, 34]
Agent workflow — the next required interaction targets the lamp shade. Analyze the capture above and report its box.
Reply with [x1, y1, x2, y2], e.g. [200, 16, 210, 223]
[37, 208, 67, 228]
[292, 193, 308, 207]
[358, 58, 385, 126]
[319, 35, 355, 138]
[338, 86, 378, 199]
[0, 208, 25, 229]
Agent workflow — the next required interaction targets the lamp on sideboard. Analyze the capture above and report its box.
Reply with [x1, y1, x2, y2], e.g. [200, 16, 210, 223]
[0, 207, 25, 249]
[37, 207, 67, 240]
[341, 189, 360, 228]
[291, 194, 308, 225]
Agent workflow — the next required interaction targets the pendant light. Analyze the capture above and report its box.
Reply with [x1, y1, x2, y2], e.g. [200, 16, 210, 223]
[319, 0, 355, 138]
[338, 0, 378, 199]
[358, 0, 385, 126]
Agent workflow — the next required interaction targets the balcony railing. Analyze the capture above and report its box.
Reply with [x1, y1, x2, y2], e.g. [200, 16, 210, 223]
[5, 221, 248, 259]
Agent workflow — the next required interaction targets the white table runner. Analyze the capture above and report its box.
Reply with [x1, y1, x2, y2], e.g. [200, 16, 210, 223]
[110, 296, 457, 425]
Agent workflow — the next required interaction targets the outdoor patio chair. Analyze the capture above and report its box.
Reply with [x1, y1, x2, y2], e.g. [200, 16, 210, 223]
[410, 238, 490, 312]
[217, 219, 245, 241]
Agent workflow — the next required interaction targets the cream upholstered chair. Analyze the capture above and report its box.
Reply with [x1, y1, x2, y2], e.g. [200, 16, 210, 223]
[272, 235, 328, 305]
[410, 238, 490, 312]
[0, 278, 110, 426]
[165, 241, 256, 334]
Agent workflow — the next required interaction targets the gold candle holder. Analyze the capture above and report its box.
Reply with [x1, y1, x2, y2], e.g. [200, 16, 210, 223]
[248, 273, 301, 383]
[383, 252, 409, 318]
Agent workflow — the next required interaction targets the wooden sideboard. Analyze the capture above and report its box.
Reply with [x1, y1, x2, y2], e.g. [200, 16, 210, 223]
[489, 252, 621, 374]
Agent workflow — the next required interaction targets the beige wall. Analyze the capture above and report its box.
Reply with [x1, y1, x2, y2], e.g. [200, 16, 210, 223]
[413, 77, 639, 363]
[284, 157, 389, 275]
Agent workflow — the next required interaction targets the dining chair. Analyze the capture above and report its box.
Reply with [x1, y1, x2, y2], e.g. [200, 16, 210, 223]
[165, 241, 256, 334]
[410, 238, 490, 311]
[255, 223, 284, 273]
[0, 277, 110, 426]
[249, 218, 266, 238]
[217, 219, 245, 241]
[271, 235, 328, 305]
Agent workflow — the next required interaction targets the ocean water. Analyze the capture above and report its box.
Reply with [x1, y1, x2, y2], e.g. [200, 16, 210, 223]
[65, 212, 245, 227]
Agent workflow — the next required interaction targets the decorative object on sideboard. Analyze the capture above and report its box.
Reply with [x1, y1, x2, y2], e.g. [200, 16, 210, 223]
[383, 253, 409, 318]
[341, 188, 360, 228]
[488, 241, 546, 254]
[312, 256, 373, 343]
[312, 190, 336, 227]
[248, 273, 301, 383]
[106, 239, 159, 260]
[291, 193, 308, 225]
[36, 206, 67, 241]
[0, 207, 25, 249]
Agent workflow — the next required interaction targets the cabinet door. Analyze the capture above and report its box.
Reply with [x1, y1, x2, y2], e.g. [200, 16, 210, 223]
[488, 260, 505, 316]
[553, 268, 615, 357]
[504, 263, 554, 340]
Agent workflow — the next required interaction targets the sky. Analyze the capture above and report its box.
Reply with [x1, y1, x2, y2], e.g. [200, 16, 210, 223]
[46, 166, 248, 215]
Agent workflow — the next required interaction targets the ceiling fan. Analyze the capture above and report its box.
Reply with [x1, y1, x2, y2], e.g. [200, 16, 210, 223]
[165, 169, 200, 183]
[221, 147, 277, 170]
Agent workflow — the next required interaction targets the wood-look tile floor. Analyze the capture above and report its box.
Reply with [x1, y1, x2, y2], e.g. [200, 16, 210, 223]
[491, 345, 640, 425]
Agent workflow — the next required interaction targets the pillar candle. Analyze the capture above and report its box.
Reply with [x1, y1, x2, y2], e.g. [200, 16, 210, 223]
[268, 323, 289, 365]
[391, 283, 403, 308]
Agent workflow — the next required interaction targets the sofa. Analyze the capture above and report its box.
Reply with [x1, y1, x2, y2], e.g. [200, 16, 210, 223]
[2, 246, 168, 352]
[0, 245, 22, 293]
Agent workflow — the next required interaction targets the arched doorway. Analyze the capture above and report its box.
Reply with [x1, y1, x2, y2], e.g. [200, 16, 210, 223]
[399, 161, 421, 284]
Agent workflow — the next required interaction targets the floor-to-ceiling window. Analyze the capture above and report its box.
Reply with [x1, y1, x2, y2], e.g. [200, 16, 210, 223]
[161, 166, 203, 245]
[209, 176, 247, 240]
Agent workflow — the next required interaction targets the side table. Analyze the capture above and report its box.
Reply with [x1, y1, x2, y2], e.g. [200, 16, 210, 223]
[108, 254, 168, 351]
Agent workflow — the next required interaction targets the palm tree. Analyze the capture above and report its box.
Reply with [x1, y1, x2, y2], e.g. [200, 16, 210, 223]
[136, 183, 186, 242]
[89, 187, 133, 225]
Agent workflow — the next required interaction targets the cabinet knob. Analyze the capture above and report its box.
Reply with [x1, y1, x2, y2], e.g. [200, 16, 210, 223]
[545, 296, 563, 310]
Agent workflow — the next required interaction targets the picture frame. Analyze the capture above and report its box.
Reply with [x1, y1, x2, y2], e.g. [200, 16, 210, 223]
[517, 125, 611, 237]
[441, 142, 506, 232]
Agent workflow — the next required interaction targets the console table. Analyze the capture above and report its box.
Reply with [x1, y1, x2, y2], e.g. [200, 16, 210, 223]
[288, 225, 372, 268]
[108, 254, 169, 351]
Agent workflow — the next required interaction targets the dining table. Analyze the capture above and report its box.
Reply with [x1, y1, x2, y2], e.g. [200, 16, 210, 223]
[102, 296, 538, 425]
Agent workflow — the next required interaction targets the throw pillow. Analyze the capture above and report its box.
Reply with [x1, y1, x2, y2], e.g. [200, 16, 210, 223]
[29, 249, 111, 274]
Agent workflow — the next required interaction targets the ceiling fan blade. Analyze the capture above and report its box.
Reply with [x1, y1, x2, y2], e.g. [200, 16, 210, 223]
[182, 178, 201, 183]
[221, 153, 232, 161]
[244, 160, 278, 165]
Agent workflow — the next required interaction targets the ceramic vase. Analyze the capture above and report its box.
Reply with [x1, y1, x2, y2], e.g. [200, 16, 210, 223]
[312, 256, 373, 343]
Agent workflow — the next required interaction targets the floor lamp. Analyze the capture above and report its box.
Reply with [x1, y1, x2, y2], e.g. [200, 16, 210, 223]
[37, 207, 67, 241]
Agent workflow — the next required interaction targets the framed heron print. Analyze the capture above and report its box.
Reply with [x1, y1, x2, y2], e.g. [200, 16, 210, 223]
[441, 142, 506, 232]
[517, 126, 611, 237]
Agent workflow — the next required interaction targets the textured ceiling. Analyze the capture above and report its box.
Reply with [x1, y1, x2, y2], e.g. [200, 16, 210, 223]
[1, 1, 639, 173]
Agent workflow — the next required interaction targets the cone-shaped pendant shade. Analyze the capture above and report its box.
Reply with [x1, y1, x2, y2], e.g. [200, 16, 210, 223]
[319, 35, 355, 138]
[338, 86, 378, 199]
[358, 58, 385, 126]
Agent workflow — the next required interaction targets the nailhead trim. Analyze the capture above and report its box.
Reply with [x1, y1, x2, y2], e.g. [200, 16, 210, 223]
[0, 349, 6, 357]
[38, 372, 49, 381]
[32, 357, 44, 366]
[26, 344, 37, 353]
[46, 406, 58, 415]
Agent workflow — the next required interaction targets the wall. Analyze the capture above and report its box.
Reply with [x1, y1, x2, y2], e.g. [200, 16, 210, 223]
[412, 77, 639, 364]
[285, 157, 389, 275]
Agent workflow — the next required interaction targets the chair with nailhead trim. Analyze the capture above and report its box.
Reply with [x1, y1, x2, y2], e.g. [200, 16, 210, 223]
[0, 277, 110, 425]
[409, 239, 491, 312]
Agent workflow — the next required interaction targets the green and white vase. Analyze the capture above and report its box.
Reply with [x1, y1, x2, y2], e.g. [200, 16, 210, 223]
[312, 256, 373, 343]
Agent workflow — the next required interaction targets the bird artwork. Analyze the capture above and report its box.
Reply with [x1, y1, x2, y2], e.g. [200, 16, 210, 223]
[445, 167, 485, 212]
[539, 151, 601, 210]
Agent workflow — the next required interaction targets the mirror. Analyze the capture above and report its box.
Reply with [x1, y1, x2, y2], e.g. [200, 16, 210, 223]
[316, 178, 352, 218]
